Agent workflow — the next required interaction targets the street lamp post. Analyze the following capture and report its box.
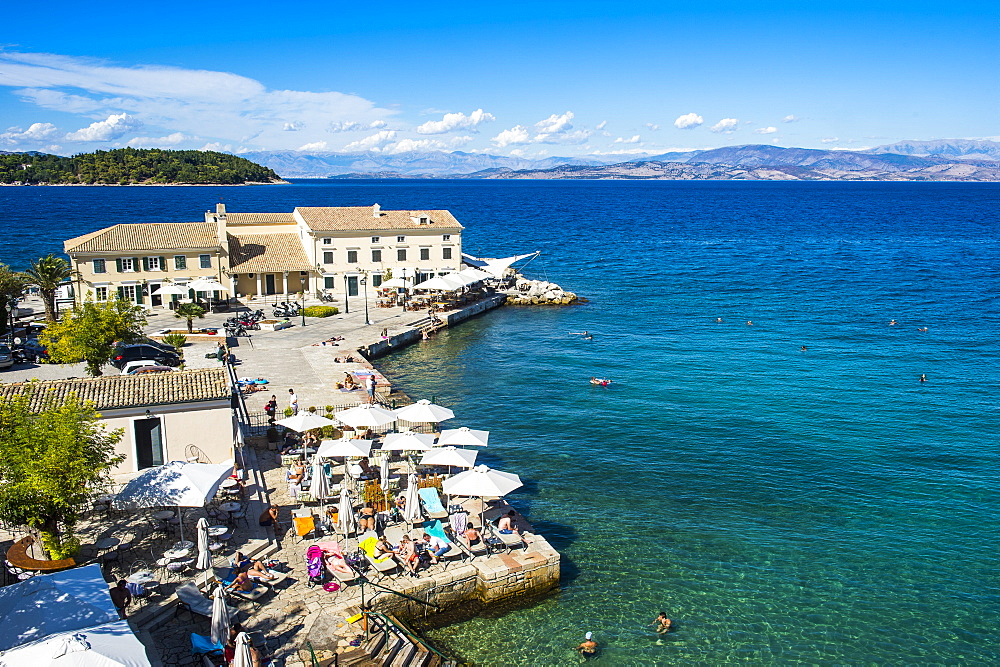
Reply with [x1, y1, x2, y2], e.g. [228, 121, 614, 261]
[342, 274, 350, 314]
[361, 275, 370, 325]
[300, 292, 306, 327]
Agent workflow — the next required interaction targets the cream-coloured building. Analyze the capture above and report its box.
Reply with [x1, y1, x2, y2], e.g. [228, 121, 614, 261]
[64, 203, 464, 307]
[0, 369, 236, 476]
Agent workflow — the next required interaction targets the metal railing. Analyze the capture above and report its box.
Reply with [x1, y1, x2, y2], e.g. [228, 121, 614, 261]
[363, 610, 452, 665]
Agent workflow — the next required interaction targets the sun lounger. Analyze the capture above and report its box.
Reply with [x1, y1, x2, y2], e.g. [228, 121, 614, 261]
[229, 582, 269, 609]
[315, 540, 358, 584]
[293, 515, 317, 541]
[359, 534, 398, 575]
[176, 583, 236, 619]
[418, 487, 448, 520]
[422, 520, 463, 565]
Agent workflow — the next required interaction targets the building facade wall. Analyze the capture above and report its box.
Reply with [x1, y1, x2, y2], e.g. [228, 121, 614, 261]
[69, 249, 225, 307]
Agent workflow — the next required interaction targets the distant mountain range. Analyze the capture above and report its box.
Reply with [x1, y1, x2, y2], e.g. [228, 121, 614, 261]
[241, 139, 1000, 181]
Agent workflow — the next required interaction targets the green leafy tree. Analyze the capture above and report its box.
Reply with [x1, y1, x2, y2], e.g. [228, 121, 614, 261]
[174, 302, 206, 333]
[41, 297, 147, 376]
[0, 264, 28, 335]
[24, 254, 73, 322]
[0, 389, 124, 559]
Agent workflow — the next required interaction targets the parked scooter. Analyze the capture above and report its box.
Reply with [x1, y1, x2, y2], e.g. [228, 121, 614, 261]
[273, 301, 301, 317]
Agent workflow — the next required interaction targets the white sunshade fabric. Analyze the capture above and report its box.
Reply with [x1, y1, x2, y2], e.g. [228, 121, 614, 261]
[381, 431, 436, 451]
[412, 274, 464, 291]
[112, 460, 235, 510]
[152, 284, 188, 296]
[189, 278, 229, 293]
[380, 278, 412, 289]
[210, 584, 230, 647]
[442, 464, 523, 498]
[462, 251, 540, 278]
[0, 564, 119, 652]
[420, 446, 478, 468]
[456, 268, 493, 283]
[437, 427, 490, 447]
[334, 404, 397, 428]
[196, 517, 212, 570]
[337, 487, 355, 535]
[394, 399, 455, 423]
[310, 455, 330, 502]
[276, 413, 336, 432]
[317, 438, 373, 458]
[403, 473, 422, 524]
[0, 619, 151, 667]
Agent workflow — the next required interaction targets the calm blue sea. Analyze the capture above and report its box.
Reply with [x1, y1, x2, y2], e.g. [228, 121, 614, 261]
[2, 180, 998, 664]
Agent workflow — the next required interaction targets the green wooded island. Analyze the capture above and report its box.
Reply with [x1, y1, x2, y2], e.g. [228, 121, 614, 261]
[0, 148, 284, 185]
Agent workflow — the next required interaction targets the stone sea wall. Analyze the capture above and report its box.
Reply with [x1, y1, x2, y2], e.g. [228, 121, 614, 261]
[505, 278, 578, 305]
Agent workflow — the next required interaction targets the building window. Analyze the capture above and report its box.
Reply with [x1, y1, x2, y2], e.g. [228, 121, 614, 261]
[198, 254, 211, 269]
[443, 234, 451, 241]
[322, 238, 333, 245]
[146, 256, 162, 271]
[419, 248, 430, 261]
[323, 251, 334, 264]
[371, 249, 382, 262]
[397, 249, 407, 262]
[347, 250, 358, 263]
[93, 259, 106, 274]
[174, 255, 187, 270]
[372, 274, 383, 287]
[121, 284, 137, 302]
[397, 235, 405, 243]
[95, 286, 108, 301]
[371, 236, 380, 243]
[120, 257, 135, 272]
[443, 247, 453, 260]
[324, 276, 334, 289]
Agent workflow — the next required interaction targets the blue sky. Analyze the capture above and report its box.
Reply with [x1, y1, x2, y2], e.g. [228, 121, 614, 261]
[1, 1, 996, 157]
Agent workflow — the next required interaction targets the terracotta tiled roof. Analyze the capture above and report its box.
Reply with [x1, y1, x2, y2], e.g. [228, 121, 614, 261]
[224, 212, 296, 225]
[228, 233, 313, 273]
[0, 368, 231, 412]
[295, 207, 464, 232]
[65, 223, 220, 254]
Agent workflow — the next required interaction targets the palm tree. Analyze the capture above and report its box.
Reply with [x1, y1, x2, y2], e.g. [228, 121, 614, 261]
[25, 254, 72, 322]
[174, 302, 206, 333]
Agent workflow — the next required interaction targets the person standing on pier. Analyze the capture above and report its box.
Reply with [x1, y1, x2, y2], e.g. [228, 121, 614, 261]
[289, 388, 299, 414]
[365, 375, 376, 404]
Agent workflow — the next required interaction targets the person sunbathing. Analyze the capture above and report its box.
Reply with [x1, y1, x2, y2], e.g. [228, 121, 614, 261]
[358, 458, 378, 480]
[343, 373, 358, 388]
[245, 560, 276, 581]
[227, 571, 255, 592]
[375, 536, 398, 561]
[497, 510, 518, 534]
[398, 536, 419, 576]
[358, 503, 377, 531]
[323, 551, 353, 575]
[462, 523, 482, 547]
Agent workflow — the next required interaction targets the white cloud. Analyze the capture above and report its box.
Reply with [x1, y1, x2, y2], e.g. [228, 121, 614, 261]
[596, 120, 607, 130]
[65, 113, 142, 141]
[328, 120, 389, 133]
[782, 115, 800, 123]
[0, 51, 395, 151]
[614, 135, 641, 144]
[645, 123, 660, 131]
[125, 132, 188, 148]
[820, 137, 839, 143]
[0, 121, 60, 146]
[754, 126, 778, 135]
[199, 142, 233, 152]
[673, 113, 703, 130]
[710, 118, 739, 134]
[492, 125, 531, 147]
[283, 122, 303, 131]
[298, 141, 329, 151]
[383, 136, 473, 153]
[341, 130, 397, 152]
[535, 111, 575, 134]
[416, 108, 495, 135]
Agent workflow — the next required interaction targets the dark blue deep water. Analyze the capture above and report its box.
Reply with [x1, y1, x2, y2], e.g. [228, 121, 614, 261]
[2, 180, 998, 664]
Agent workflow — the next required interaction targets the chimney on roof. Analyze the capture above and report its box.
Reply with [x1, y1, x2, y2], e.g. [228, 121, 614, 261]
[217, 202, 227, 218]
[373, 203, 381, 218]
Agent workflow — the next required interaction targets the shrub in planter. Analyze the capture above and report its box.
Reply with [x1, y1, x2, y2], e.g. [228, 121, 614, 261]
[321, 425, 339, 439]
[325, 405, 334, 413]
[324, 413, 335, 421]
[283, 407, 294, 417]
[162, 333, 188, 350]
[302, 305, 339, 317]
[308, 406, 316, 413]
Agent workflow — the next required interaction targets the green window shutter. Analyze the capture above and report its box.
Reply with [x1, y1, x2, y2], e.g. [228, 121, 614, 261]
[188, 288, 195, 300]
[142, 257, 150, 271]
[117, 286, 125, 300]
[160, 256, 167, 271]
[116, 258, 123, 273]
[133, 257, 140, 271]
[136, 287, 144, 304]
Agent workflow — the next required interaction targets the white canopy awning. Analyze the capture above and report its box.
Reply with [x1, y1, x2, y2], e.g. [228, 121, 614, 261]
[462, 251, 540, 278]
[0, 619, 151, 667]
[112, 460, 234, 510]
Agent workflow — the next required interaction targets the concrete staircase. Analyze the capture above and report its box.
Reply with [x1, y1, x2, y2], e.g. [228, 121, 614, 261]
[335, 612, 451, 667]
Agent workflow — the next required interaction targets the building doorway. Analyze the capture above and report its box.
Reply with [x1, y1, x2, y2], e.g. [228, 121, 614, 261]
[265, 274, 276, 295]
[134, 417, 164, 470]
[347, 275, 359, 296]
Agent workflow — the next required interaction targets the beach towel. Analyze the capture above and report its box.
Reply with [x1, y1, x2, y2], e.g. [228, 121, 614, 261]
[418, 487, 447, 515]
[449, 511, 468, 536]
[424, 519, 449, 543]
[359, 535, 393, 564]
[190, 633, 224, 656]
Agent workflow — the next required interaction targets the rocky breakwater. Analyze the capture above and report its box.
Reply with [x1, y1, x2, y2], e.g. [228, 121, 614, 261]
[505, 278, 579, 305]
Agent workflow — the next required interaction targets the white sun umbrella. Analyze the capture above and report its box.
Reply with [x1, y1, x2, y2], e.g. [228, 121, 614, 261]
[196, 517, 212, 575]
[336, 486, 355, 536]
[380, 457, 391, 504]
[394, 399, 455, 424]
[276, 412, 336, 432]
[189, 278, 229, 311]
[317, 438, 373, 458]
[382, 431, 436, 451]
[153, 284, 188, 296]
[0, 619, 151, 667]
[412, 275, 464, 291]
[380, 278, 412, 289]
[421, 446, 478, 469]
[232, 632, 254, 667]
[456, 267, 494, 284]
[335, 404, 397, 429]
[210, 584, 230, 646]
[402, 473, 422, 525]
[438, 427, 490, 448]
[443, 464, 522, 497]
[310, 454, 330, 511]
[112, 460, 234, 542]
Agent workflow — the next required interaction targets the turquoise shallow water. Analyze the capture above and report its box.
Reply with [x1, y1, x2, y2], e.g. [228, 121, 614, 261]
[2, 180, 997, 664]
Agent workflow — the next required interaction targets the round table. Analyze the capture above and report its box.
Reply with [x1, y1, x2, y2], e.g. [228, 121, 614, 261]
[152, 510, 175, 521]
[221, 478, 240, 490]
[163, 548, 190, 560]
[173, 540, 195, 550]
[95, 494, 116, 504]
[126, 571, 158, 585]
[208, 525, 230, 537]
[95, 537, 120, 550]
[219, 502, 241, 514]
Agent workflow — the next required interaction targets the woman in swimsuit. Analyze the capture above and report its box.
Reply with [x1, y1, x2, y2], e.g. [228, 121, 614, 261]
[358, 503, 377, 531]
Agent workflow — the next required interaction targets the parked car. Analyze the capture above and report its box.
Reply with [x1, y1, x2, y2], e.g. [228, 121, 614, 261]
[121, 360, 165, 375]
[130, 365, 175, 375]
[110, 344, 181, 369]
[15, 339, 49, 362]
[113, 337, 175, 354]
[0, 345, 12, 370]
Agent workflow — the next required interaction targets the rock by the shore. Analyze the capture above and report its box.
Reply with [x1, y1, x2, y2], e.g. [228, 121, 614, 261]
[506, 278, 578, 305]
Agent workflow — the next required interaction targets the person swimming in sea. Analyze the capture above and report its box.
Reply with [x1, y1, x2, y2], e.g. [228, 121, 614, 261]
[920, 374, 927, 382]
[590, 377, 612, 387]
[570, 331, 589, 336]
[652, 612, 672, 634]
[577, 632, 597, 657]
